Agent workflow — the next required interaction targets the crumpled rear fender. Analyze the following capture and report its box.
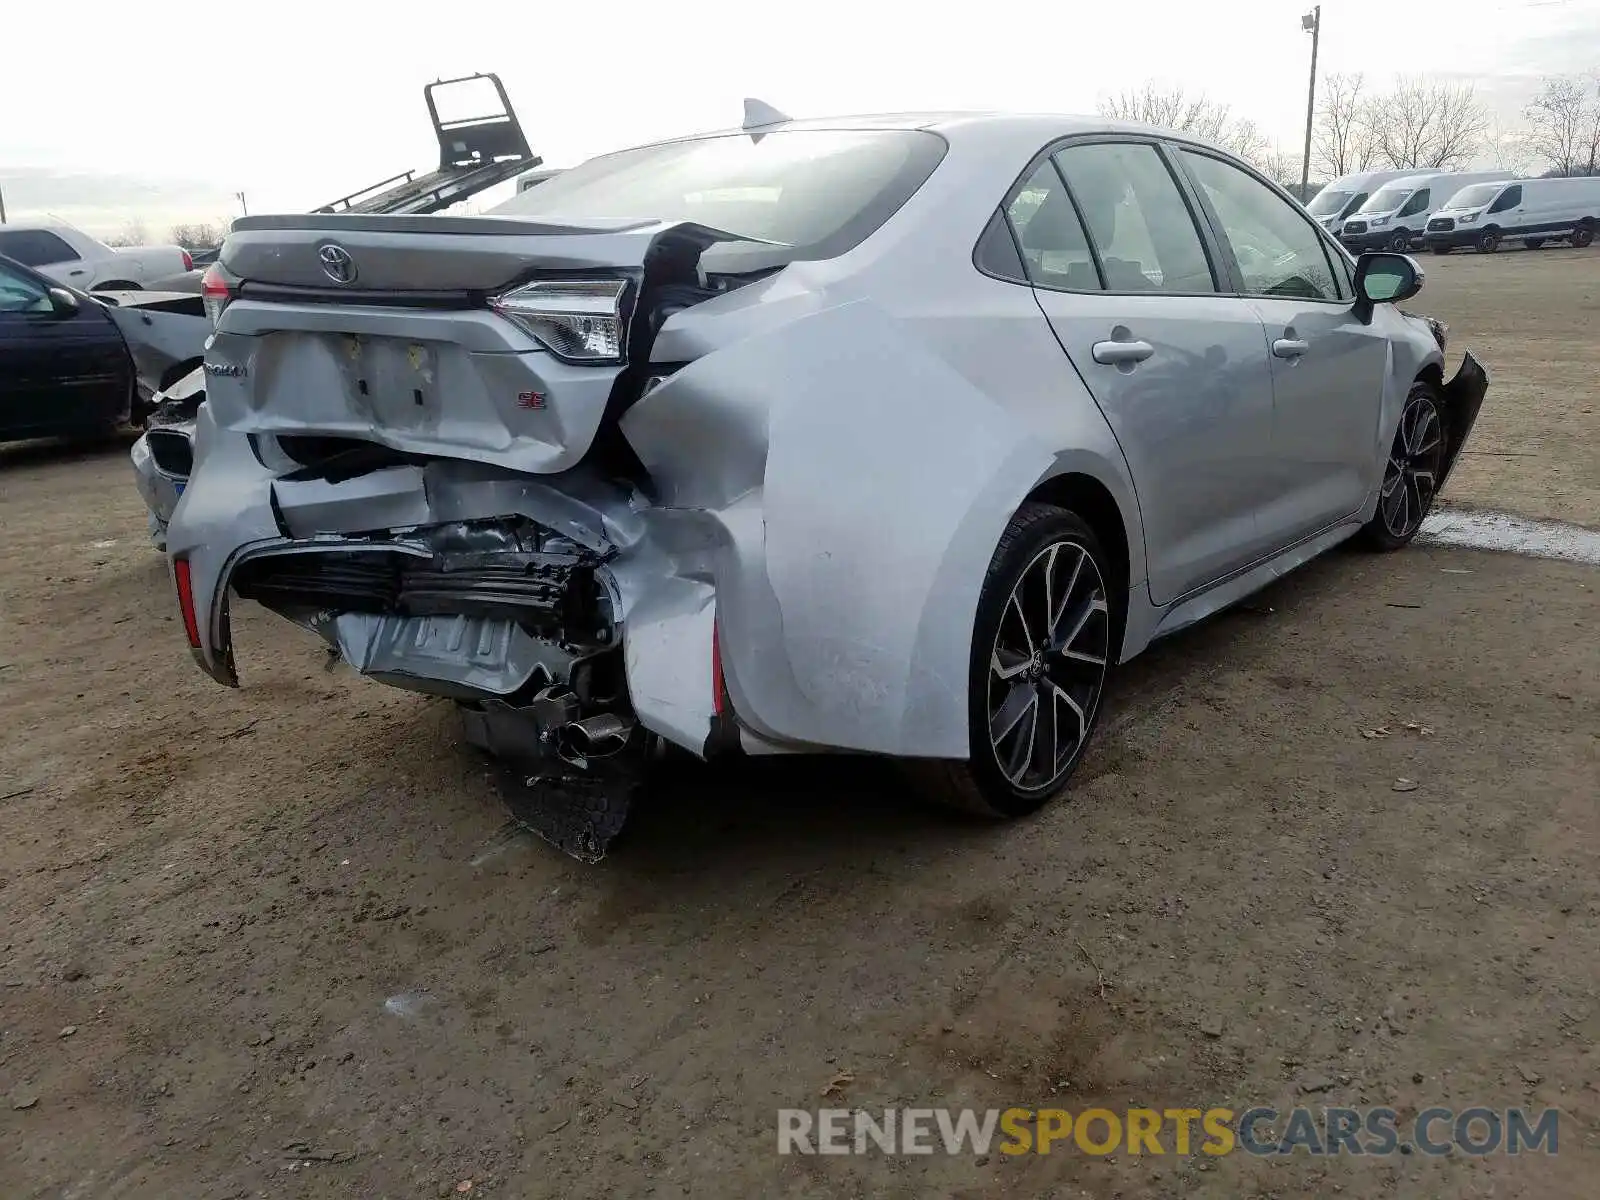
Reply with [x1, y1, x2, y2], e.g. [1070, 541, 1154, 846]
[623, 299, 1070, 758]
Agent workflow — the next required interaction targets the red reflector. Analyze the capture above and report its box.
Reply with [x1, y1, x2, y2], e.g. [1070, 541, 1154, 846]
[173, 558, 201, 648]
[711, 619, 728, 717]
[181, 249, 194, 272]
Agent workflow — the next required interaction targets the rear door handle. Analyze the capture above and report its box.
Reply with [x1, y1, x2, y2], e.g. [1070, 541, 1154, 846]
[1272, 338, 1309, 359]
[1091, 339, 1154, 365]
[68, 269, 87, 277]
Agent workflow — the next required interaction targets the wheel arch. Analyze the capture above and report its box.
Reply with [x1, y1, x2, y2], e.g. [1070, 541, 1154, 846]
[1024, 470, 1134, 609]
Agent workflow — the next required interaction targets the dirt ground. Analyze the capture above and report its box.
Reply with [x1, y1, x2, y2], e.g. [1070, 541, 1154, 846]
[1, 247, 1596, 1199]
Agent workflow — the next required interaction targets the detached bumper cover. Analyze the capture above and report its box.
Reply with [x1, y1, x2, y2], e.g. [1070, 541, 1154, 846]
[1438, 351, 1489, 490]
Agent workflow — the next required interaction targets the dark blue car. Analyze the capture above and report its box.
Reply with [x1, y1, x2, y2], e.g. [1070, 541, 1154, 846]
[0, 252, 134, 443]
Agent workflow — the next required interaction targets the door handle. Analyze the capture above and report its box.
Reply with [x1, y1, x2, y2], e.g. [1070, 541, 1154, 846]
[68, 269, 87, 277]
[1272, 338, 1309, 359]
[1091, 339, 1154, 365]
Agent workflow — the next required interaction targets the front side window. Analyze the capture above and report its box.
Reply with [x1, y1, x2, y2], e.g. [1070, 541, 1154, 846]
[0, 261, 53, 313]
[1177, 149, 1342, 302]
[490, 129, 946, 263]
[1490, 185, 1522, 213]
[0, 228, 81, 268]
[1005, 162, 1100, 290]
[1052, 142, 1215, 293]
[1398, 188, 1431, 217]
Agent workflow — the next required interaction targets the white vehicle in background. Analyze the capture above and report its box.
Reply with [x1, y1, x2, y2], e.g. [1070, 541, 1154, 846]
[1303, 170, 1422, 237]
[1339, 171, 1511, 253]
[0, 221, 192, 290]
[1425, 175, 1600, 253]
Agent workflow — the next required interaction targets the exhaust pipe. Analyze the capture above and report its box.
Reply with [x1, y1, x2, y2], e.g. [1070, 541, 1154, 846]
[559, 713, 635, 764]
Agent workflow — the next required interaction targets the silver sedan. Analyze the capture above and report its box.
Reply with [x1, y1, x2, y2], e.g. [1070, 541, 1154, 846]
[165, 111, 1487, 826]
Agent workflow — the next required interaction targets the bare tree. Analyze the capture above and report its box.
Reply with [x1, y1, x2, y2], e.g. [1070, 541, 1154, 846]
[169, 221, 226, 249]
[1099, 85, 1276, 177]
[1483, 119, 1535, 177]
[1251, 145, 1299, 188]
[1312, 73, 1375, 178]
[1367, 77, 1487, 170]
[103, 220, 151, 248]
[1523, 73, 1600, 176]
[1100, 84, 1232, 141]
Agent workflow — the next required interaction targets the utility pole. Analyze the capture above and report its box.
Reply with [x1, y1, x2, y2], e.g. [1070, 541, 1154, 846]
[1300, 6, 1322, 198]
[236, 191, 249, 217]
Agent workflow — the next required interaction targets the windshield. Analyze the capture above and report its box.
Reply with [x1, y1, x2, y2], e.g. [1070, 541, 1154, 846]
[1307, 189, 1352, 216]
[1358, 183, 1417, 214]
[490, 129, 947, 261]
[1447, 183, 1503, 209]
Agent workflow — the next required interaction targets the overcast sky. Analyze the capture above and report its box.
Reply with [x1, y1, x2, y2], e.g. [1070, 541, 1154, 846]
[2, 0, 1596, 238]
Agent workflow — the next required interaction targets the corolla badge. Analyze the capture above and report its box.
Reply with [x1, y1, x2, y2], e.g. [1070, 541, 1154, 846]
[318, 244, 357, 284]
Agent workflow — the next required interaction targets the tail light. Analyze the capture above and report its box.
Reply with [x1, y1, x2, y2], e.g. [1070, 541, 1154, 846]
[200, 263, 232, 328]
[181, 249, 194, 272]
[490, 278, 629, 363]
[173, 557, 202, 648]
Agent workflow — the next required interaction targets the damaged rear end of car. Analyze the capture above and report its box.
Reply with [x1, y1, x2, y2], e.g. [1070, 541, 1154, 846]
[170, 211, 757, 778]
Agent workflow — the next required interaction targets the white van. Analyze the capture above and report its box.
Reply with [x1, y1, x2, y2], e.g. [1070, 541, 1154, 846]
[1424, 175, 1600, 253]
[1339, 171, 1512, 253]
[1303, 170, 1422, 237]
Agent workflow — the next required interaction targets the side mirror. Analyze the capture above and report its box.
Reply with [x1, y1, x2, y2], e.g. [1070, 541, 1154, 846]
[46, 287, 81, 316]
[1354, 252, 1423, 309]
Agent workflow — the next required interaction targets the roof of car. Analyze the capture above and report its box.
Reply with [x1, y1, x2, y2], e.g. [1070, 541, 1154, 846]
[606, 110, 1219, 158]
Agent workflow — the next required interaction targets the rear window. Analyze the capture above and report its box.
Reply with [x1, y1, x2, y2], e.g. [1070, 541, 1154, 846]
[490, 129, 947, 262]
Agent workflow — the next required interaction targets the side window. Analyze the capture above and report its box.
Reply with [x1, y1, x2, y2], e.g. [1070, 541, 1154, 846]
[1489, 185, 1521, 213]
[1177, 149, 1343, 302]
[1399, 188, 1431, 218]
[0, 229, 80, 267]
[0, 261, 53, 314]
[1005, 162, 1101, 291]
[1342, 192, 1368, 217]
[1053, 142, 1216, 293]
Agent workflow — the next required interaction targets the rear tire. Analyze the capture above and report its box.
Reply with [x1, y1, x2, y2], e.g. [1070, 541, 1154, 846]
[914, 503, 1117, 818]
[1359, 380, 1448, 552]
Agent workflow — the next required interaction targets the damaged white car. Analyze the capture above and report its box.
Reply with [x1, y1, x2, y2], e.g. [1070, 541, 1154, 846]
[167, 110, 1487, 843]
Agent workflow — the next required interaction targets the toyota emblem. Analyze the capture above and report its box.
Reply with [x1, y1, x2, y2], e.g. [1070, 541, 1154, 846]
[318, 244, 357, 284]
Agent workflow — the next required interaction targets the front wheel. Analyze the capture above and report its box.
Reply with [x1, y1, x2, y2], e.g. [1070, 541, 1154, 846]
[1477, 229, 1502, 253]
[1389, 229, 1412, 252]
[1573, 224, 1594, 249]
[914, 503, 1117, 818]
[1359, 381, 1448, 551]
